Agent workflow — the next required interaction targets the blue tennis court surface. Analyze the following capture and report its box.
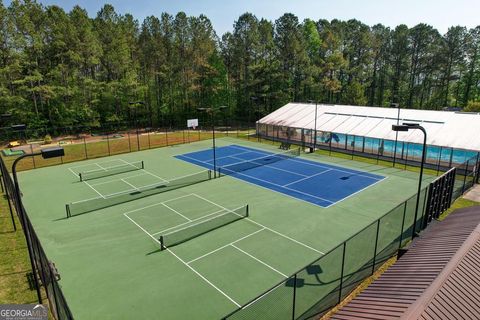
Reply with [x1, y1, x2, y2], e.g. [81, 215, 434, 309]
[175, 145, 385, 208]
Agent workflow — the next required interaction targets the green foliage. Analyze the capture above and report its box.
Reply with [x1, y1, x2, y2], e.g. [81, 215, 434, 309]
[1, 3, 480, 130]
[44, 134, 52, 144]
[464, 101, 480, 112]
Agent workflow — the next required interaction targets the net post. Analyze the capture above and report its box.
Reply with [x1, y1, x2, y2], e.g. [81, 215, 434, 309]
[208, 170, 212, 180]
[159, 236, 165, 251]
[246, 204, 249, 217]
[66, 204, 71, 218]
[141, 161, 145, 170]
[79, 173, 82, 182]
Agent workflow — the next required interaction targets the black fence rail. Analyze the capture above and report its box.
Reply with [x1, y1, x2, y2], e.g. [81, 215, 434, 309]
[0, 157, 73, 319]
[257, 123, 480, 181]
[1, 121, 257, 172]
[221, 156, 473, 319]
[424, 168, 456, 225]
[1, 121, 476, 320]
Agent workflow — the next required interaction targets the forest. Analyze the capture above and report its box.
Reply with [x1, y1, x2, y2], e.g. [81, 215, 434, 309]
[1, 0, 480, 130]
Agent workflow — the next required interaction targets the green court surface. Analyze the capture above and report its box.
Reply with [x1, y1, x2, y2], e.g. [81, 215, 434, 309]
[18, 137, 434, 319]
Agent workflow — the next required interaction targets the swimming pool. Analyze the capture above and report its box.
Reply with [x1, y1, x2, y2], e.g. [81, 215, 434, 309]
[257, 124, 479, 166]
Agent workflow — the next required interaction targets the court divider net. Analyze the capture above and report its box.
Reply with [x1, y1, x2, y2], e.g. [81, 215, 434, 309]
[79, 161, 144, 181]
[66, 170, 212, 217]
[159, 204, 249, 250]
[218, 147, 300, 176]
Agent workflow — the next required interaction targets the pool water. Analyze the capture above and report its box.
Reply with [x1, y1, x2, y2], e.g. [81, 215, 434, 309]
[316, 133, 478, 165]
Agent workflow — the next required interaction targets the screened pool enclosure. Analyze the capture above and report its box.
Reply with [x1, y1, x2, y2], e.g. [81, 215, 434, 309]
[257, 103, 480, 172]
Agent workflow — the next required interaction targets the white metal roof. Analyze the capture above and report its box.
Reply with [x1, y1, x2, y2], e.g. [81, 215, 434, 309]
[258, 103, 480, 151]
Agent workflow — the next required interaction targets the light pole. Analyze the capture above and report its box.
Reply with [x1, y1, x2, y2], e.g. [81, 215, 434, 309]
[129, 101, 145, 151]
[197, 106, 228, 178]
[391, 103, 400, 166]
[250, 96, 258, 141]
[307, 100, 319, 152]
[392, 123, 427, 240]
[12, 147, 65, 304]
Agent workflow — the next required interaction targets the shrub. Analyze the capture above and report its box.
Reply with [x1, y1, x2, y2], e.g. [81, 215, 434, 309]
[44, 134, 52, 144]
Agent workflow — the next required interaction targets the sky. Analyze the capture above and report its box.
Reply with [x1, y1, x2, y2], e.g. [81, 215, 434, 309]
[4, 0, 480, 35]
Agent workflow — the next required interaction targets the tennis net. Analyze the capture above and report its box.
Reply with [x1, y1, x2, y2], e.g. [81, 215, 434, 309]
[66, 170, 212, 217]
[79, 161, 144, 181]
[159, 205, 249, 250]
[218, 148, 300, 176]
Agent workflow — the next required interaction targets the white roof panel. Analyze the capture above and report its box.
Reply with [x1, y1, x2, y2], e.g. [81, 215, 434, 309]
[258, 103, 480, 152]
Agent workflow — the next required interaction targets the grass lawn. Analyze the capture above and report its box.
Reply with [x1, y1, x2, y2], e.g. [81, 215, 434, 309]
[0, 195, 39, 304]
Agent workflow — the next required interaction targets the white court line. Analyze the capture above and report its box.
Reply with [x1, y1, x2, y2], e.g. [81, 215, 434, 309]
[223, 169, 334, 204]
[162, 203, 192, 221]
[82, 161, 141, 173]
[229, 144, 384, 181]
[160, 193, 196, 205]
[89, 173, 150, 186]
[152, 209, 227, 236]
[231, 244, 288, 278]
[68, 159, 124, 171]
[178, 154, 214, 165]
[186, 228, 266, 264]
[83, 180, 105, 199]
[180, 153, 336, 208]
[121, 179, 139, 191]
[288, 157, 384, 181]
[123, 213, 241, 308]
[95, 163, 107, 170]
[228, 155, 308, 178]
[323, 176, 388, 208]
[68, 167, 80, 178]
[142, 170, 169, 182]
[123, 194, 194, 215]
[205, 150, 253, 163]
[282, 169, 332, 187]
[192, 193, 324, 255]
[81, 169, 210, 201]
[116, 159, 168, 182]
[161, 205, 247, 237]
[224, 146, 387, 208]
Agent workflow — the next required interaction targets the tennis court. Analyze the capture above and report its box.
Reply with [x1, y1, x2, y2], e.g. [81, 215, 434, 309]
[18, 137, 433, 319]
[175, 145, 385, 207]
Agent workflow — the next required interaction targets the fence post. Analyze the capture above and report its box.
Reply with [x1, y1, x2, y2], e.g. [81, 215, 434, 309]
[30, 144, 36, 169]
[338, 242, 347, 303]
[147, 130, 151, 149]
[420, 187, 429, 231]
[376, 140, 380, 165]
[436, 147, 442, 175]
[2, 176, 16, 231]
[127, 132, 132, 152]
[351, 136, 354, 160]
[291, 274, 297, 320]
[165, 127, 169, 146]
[372, 219, 381, 274]
[404, 143, 409, 170]
[106, 133, 111, 156]
[329, 133, 332, 156]
[83, 137, 88, 159]
[476, 153, 480, 183]
[461, 160, 469, 194]
[398, 202, 407, 250]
